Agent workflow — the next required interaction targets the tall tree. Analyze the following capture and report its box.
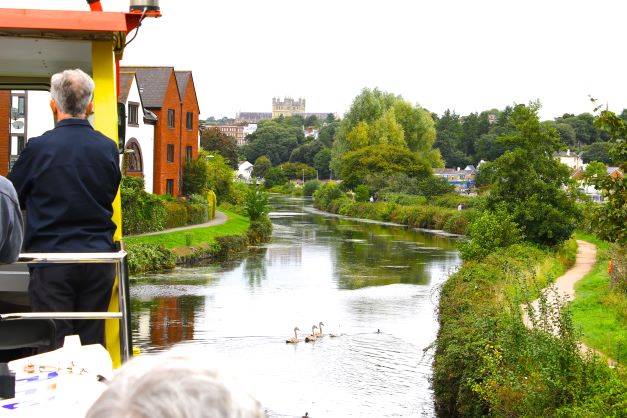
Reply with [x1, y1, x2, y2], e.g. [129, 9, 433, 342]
[486, 103, 580, 246]
[332, 88, 440, 177]
[200, 128, 240, 169]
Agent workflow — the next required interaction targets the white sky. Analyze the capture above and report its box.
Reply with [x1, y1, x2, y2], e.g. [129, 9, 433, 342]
[2, 0, 626, 120]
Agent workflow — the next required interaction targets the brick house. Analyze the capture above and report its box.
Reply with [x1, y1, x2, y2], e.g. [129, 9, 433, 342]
[121, 66, 200, 196]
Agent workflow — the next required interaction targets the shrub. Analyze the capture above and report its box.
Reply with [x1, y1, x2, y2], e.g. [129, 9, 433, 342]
[163, 200, 188, 229]
[244, 188, 270, 221]
[609, 244, 627, 293]
[207, 190, 217, 219]
[120, 176, 167, 235]
[126, 242, 176, 274]
[459, 205, 525, 261]
[248, 215, 273, 244]
[303, 180, 321, 196]
[188, 202, 208, 225]
[313, 182, 343, 209]
[354, 185, 370, 202]
[264, 167, 288, 189]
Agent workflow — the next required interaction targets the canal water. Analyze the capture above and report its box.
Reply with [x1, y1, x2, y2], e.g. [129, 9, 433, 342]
[129, 196, 461, 417]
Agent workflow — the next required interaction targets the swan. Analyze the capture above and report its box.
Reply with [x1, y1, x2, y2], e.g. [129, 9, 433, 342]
[316, 322, 325, 338]
[305, 325, 318, 342]
[286, 327, 300, 344]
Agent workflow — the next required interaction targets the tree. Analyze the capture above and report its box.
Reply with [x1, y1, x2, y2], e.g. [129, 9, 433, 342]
[200, 128, 239, 169]
[241, 120, 301, 165]
[313, 148, 332, 179]
[264, 167, 288, 189]
[332, 88, 441, 176]
[590, 105, 627, 243]
[183, 151, 210, 196]
[340, 144, 432, 190]
[582, 161, 608, 185]
[459, 204, 525, 261]
[318, 121, 340, 148]
[289, 140, 324, 166]
[486, 103, 580, 246]
[252, 155, 272, 179]
[581, 141, 612, 164]
[278, 162, 316, 181]
[205, 154, 235, 203]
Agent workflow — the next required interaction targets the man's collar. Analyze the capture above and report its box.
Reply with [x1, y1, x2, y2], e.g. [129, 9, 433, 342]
[56, 118, 92, 128]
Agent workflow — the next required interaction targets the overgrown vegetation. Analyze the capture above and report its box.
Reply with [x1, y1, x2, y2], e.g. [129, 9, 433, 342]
[313, 182, 473, 235]
[433, 242, 626, 417]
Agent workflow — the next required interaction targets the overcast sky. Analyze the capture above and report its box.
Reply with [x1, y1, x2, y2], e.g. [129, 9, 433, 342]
[3, 0, 627, 121]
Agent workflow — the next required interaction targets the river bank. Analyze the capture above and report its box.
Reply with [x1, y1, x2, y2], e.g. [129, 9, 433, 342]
[123, 209, 271, 274]
[433, 239, 626, 417]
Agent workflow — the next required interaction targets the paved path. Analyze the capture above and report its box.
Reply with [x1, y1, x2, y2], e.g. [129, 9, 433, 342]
[129, 210, 228, 237]
[521, 240, 616, 366]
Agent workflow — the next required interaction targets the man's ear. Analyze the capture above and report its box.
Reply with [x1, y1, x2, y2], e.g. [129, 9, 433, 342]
[49, 99, 56, 113]
[86, 101, 94, 117]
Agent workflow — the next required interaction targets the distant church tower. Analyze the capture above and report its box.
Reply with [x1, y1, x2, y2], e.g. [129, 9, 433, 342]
[272, 97, 305, 118]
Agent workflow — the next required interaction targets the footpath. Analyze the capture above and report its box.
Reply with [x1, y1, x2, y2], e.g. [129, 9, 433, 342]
[130, 210, 228, 237]
[522, 240, 616, 366]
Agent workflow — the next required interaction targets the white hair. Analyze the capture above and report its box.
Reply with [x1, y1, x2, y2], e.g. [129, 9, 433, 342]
[50, 68, 94, 117]
[86, 352, 266, 418]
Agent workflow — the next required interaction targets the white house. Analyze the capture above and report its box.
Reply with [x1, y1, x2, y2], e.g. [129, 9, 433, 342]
[118, 72, 157, 193]
[6, 90, 53, 172]
[237, 161, 253, 180]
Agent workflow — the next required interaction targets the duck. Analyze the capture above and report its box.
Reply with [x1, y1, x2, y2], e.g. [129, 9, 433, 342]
[305, 325, 318, 342]
[316, 322, 325, 338]
[329, 324, 341, 338]
[286, 327, 300, 344]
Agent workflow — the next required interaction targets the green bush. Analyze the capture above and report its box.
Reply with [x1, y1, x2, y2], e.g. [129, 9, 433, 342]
[303, 180, 321, 196]
[313, 182, 344, 209]
[264, 167, 288, 189]
[163, 200, 188, 229]
[126, 242, 176, 274]
[354, 185, 370, 202]
[248, 215, 273, 244]
[244, 188, 270, 221]
[207, 190, 217, 219]
[188, 202, 208, 225]
[459, 205, 525, 261]
[382, 192, 427, 206]
[120, 176, 167, 235]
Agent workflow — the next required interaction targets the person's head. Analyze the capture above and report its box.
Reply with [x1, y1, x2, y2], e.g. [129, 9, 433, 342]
[49, 68, 95, 121]
[86, 352, 266, 418]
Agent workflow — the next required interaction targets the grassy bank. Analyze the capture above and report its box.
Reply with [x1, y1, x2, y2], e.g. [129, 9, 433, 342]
[571, 232, 626, 364]
[433, 240, 626, 417]
[124, 209, 264, 274]
[313, 183, 474, 235]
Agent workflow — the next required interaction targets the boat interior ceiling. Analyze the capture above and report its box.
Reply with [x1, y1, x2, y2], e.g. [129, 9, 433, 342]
[0, 37, 92, 89]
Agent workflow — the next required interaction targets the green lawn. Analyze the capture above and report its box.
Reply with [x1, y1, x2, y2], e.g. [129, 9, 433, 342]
[571, 232, 626, 364]
[124, 209, 250, 250]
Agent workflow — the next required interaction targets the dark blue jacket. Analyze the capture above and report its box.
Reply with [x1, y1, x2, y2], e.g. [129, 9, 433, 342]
[8, 119, 121, 253]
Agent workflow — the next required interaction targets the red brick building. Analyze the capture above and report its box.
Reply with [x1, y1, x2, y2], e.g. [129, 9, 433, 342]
[121, 66, 200, 196]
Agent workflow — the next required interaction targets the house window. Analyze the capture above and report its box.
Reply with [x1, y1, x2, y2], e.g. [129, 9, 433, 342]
[168, 109, 175, 128]
[186, 146, 193, 162]
[17, 96, 25, 117]
[166, 179, 174, 196]
[128, 103, 139, 126]
[167, 144, 175, 163]
[186, 112, 193, 130]
[17, 136, 25, 154]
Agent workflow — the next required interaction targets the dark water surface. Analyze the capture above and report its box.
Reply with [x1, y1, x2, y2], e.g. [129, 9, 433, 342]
[130, 196, 461, 417]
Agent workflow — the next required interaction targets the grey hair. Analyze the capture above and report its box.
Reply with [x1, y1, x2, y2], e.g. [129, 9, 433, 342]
[86, 352, 266, 418]
[50, 68, 94, 117]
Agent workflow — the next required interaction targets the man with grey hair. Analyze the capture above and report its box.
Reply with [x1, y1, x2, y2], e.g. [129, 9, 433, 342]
[86, 352, 266, 418]
[8, 68, 121, 349]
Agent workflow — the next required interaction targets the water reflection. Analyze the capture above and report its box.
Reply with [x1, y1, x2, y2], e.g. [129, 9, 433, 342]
[129, 196, 461, 417]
